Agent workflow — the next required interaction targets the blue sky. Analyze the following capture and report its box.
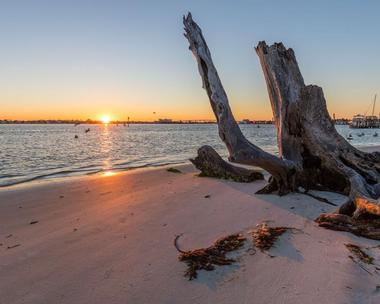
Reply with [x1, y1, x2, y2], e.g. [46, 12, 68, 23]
[1, 0, 379, 120]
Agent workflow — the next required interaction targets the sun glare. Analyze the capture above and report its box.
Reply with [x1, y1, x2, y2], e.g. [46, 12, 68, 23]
[103, 171, 116, 177]
[101, 115, 111, 124]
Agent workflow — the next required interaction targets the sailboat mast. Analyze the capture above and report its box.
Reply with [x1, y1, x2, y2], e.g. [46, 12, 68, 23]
[372, 94, 377, 116]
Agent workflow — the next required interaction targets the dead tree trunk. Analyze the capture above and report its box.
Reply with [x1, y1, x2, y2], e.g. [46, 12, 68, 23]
[183, 13, 295, 195]
[183, 13, 380, 239]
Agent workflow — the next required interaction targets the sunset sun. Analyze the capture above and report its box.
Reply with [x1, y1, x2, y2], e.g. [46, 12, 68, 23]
[101, 115, 111, 124]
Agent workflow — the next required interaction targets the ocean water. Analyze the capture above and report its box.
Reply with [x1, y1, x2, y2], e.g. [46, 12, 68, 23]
[0, 124, 379, 187]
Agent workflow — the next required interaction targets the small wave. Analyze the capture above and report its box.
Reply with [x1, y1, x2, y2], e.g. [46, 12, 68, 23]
[0, 160, 188, 188]
[0, 173, 24, 179]
[0, 168, 97, 188]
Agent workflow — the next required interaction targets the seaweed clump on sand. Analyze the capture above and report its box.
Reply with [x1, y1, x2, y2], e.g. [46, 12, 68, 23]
[175, 233, 246, 280]
[252, 223, 292, 251]
[345, 243, 374, 264]
[345, 243, 375, 274]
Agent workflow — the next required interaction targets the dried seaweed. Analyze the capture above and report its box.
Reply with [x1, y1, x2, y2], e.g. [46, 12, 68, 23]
[345, 243, 374, 264]
[252, 223, 291, 251]
[175, 233, 246, 280]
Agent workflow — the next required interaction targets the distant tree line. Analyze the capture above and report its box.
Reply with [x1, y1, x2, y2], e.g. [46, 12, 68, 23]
[0, 118, 351, 125]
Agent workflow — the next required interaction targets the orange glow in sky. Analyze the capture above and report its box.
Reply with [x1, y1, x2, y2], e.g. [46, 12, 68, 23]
[1, 2, 380, 122]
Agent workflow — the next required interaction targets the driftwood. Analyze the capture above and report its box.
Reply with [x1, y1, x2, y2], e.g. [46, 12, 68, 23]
[183, 13, 380, 239]
[316, 213, 380, 240]
[190, 145, 264, 182]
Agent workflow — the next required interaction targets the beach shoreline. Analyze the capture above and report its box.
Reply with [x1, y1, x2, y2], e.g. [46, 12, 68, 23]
[0, 161, 189, 192]
[1, 146, 380, 303]
[2, 123, 379, 189]
[1, 144, 379, 191]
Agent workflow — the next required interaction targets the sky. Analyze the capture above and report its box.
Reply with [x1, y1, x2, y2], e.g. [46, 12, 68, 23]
[1, 0, 380, 121]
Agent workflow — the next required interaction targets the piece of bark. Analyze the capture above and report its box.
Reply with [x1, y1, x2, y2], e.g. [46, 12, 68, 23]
[190, 146, 264, 182]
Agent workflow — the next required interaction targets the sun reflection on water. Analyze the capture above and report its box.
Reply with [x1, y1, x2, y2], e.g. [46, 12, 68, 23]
[103, 171, 117, 177]
[100, 124, 113, 171]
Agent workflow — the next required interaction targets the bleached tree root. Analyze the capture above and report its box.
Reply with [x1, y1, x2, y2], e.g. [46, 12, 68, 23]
[190, 145, 264, 182]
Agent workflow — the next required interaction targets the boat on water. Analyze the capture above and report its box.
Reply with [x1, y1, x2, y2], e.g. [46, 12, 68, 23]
[350, 114, 379, 128]
[350, 94, 380, 128]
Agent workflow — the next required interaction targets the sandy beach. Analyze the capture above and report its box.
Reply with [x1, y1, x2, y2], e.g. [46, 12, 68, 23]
[0, 147, 379, 304]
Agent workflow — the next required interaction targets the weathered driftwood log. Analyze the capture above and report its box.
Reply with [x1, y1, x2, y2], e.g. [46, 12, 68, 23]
[183, 13, 380, 239]
[190, 145, 264, 182]
[183, 13, 294, 194]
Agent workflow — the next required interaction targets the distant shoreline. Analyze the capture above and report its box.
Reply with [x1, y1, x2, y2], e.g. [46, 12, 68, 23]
[0, 119, 351, 125]
[0, 121, 219, 125]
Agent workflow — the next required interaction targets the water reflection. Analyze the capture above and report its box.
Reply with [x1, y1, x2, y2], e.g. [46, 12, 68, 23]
[100, 124, 112, 171]
[103, 171, 117, 177]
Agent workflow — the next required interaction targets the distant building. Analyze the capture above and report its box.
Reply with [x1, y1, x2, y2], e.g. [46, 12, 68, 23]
[239, 119, 274, 125]
[333, 118, 350, 125]
[240, 119, 254, 124]
[156, 118, 173, 124]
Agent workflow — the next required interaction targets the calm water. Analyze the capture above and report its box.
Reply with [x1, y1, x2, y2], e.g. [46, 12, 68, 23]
[0, 124, 379, 187]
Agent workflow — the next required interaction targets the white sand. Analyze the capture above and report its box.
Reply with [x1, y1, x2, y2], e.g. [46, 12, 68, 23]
[1, 147, 380, 303]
